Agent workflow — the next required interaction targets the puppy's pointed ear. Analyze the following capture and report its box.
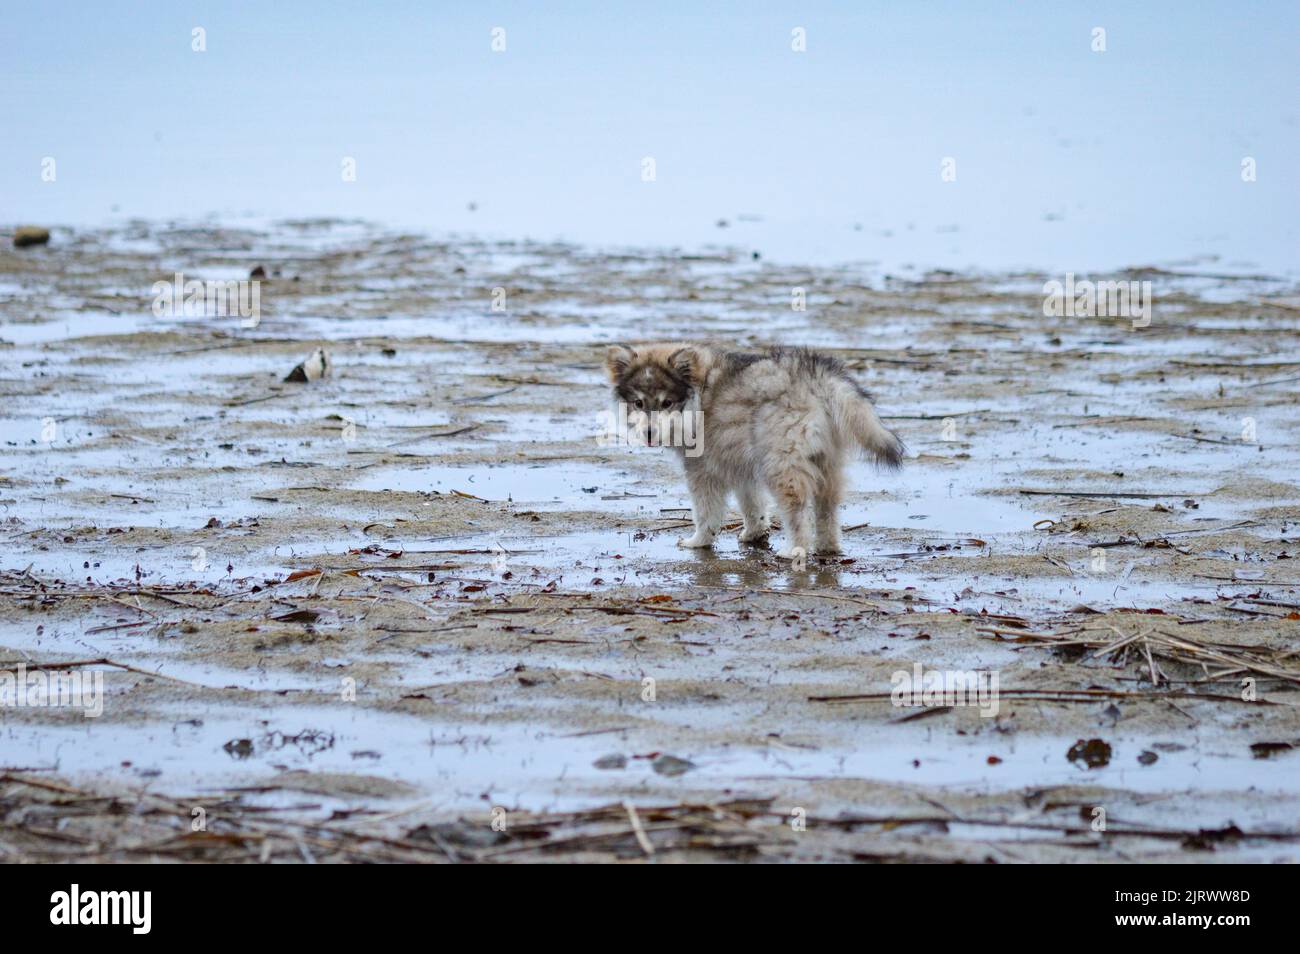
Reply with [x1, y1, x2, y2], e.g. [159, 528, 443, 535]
[605, 344, 636, 382]
[668, 346, 700, 385]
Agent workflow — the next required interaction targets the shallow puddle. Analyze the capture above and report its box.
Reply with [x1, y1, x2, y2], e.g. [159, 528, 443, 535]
[350, 460, 648, 508]
[5, 700, 1296, 818]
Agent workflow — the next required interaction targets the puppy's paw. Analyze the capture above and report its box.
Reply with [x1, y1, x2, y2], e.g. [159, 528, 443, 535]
[739, 520, 771, 544]
[814, 540, 843, 555]
[677, 532, 716, 549]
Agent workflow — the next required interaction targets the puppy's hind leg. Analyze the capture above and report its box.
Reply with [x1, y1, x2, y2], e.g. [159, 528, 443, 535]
[737, 481, 770, 544]
[770, 466, 816, 563]
[678, 469, 727, 549]
[814, 463, 844, 554]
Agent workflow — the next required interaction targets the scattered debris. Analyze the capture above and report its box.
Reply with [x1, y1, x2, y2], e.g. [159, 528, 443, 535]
[2, 222, 1298, 864]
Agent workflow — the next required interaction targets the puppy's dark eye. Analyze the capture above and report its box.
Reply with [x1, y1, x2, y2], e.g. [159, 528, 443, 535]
[634, 399, 644, 409]
[660, 399, 672, 410]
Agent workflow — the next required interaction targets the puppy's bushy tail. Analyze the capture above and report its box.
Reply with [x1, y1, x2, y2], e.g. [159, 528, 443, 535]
[834, 383, 905, 468]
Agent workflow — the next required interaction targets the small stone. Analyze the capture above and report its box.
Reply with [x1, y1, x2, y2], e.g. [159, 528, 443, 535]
[13, 226, 50, 248]
[284, 348, 329, 383]
[1066, 738, 1112, 769]
[223, 738, 254, 759]
[651, 754, 696, 777]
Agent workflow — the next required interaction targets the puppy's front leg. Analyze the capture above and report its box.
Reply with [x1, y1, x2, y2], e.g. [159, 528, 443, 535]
[736, 481, 770, 543]
[678, 469, 727, 549]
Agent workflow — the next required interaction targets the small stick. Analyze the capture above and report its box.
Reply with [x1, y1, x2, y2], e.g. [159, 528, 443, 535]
[624, 802, 655, 856]
[0, 657, 202, 687]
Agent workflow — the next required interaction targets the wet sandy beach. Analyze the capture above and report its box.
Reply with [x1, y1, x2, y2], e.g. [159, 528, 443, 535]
[2, 220, 1298, 862]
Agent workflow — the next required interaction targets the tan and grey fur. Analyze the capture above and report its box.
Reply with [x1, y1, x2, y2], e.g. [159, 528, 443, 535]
[605, 343, 904, 562]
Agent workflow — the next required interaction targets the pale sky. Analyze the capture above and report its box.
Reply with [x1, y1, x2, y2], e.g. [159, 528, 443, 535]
[3, 1, 1296, 272]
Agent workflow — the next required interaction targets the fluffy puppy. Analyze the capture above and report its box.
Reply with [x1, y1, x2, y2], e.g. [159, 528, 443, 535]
[605, 343, 904, 562]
